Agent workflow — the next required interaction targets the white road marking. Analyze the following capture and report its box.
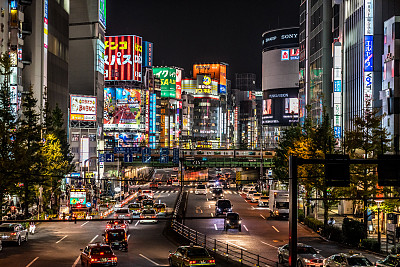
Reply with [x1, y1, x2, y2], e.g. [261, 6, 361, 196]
[139, 254, 160, 266]
[89, 235, 99, 243]
[72, 255, 80, 267]
[206, 198, 209, 201]
[260, 214, 266, 219]
[127, 234, 131, 241]
[135, 220, 140, 226]
[272, 226, 280, 232]
[243, 225, 249, 231]
[55, 235, 68, 244]
[251, 206, 255, 210]
[226, 241, 247, 250]
[161, 191, 165, 193]
[208, 205, 211, 208]
[261, 241, 278, 249]
[214, 224, 218, 230]
[190, 190, 193, 193]
[26, 257, 39, 267]
[211, 213, 213, 217]
[168, 194, 170, 196]
[81, 221, 89, 227]
[227, 191, 232, 194]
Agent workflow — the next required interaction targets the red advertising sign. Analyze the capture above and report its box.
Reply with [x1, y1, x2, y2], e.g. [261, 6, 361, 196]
[176, 69, 182, 99]
[105, 35, 142, 82]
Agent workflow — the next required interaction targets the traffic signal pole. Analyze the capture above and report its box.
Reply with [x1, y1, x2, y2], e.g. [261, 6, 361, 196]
[289, 155, 298, 267]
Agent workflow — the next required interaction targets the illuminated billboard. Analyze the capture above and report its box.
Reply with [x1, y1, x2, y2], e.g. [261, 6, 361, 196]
[70, 95, 97, 121]
[142, 41, 153, 67]
[70, 189, 87, 205]
[103, 88, 141, 129]
[153, 67, 176, 98]
[176, 69, 182, 99]
[105, 35, 142, 82]
[193, 63, 227, 94]
[262, 88, 299, 126]
[99, 0, 106, 29]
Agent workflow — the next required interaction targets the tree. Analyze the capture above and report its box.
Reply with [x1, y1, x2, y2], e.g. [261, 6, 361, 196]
[344, 108, 391, 237]
[0, 53, 16, 217]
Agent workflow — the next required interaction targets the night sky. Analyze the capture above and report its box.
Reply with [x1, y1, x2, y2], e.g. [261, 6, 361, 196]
[107, 0, 300, 88]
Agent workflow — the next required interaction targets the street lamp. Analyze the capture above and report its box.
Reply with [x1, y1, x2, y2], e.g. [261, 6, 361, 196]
[375, 199, 384, 252]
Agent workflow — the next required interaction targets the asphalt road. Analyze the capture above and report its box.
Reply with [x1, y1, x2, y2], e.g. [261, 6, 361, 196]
[184, 187, 386, 264]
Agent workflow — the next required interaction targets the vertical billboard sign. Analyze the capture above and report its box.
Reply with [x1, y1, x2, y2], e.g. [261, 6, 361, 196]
[96, 40, 105, 74]
[149, 93, 156, 149]
[153, 67, 176, 98]
[142, 41, 153, 67]
[219, 64, 227, 94]
[145, 91, 150, 143]
[176, 69, 182, 99]
[333, 43, 342, 141]
[43, 0, 48, 115]
[105, 35, 142, 82]
[364, 0, 373, 110]
[99, 0, 106, 29]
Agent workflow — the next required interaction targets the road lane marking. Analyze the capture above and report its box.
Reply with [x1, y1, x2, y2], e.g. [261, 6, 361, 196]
[55, 235, 68, 244]
[243, 225, 249, 231]
[260, 214, 266, 219]
[261, 241, 278, 249]
[127, 234, 131, 241]
[206, 198, 209, 201]
[81, 221, 89, 227]
[214, 224, 218, 230]
[139, 254, 160, 265]
[211, 213, 213, 217]
[26, 257, 39, 267]
[161, 191, 165, 193]
[251, 206, 255, 210]
[72, 255, 80, 267]
[168, 194, 170, 196]
[208, 205, 211, 208]
[190, 190, 193, 193]
[135, 220, 140, 226]
[272, 226, 280, 232]
[89, 235, 99, 243]
[226, 241, 247, 250]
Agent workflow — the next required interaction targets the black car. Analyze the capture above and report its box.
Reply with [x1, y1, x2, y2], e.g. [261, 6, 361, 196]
[80, 243, 117, 266]
[103, 228, 128, 252]
[211, 187, 224, 199]
[215, 199, 232, 216]
[224, 212, 242, 231]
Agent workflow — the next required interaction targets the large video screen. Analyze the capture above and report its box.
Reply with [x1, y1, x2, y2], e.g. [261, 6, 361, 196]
[262, 88, 299, 126]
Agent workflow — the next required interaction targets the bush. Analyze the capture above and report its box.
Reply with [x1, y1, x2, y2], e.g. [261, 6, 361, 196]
[361, 239, 380, 252]
[323, 226, 344, 242]
[304, 216, 324, 232]
[342, 218, 366, 246]
[298, 209, 305, 222]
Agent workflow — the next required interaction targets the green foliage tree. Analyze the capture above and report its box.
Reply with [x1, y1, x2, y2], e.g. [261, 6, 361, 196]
[344, 108, 391, 237]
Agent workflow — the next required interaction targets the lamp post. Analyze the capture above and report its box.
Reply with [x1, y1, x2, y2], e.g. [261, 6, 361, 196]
[375, 199, 383, 252]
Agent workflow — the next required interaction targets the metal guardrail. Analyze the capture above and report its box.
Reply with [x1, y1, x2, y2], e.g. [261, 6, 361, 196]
[171, 190, 279, 267]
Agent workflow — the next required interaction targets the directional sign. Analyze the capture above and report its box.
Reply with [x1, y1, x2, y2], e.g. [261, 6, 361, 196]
[160, 148, 169, 164]
[114, 147, 142, 154]
[86, 202, 92, 208]
[124, 153, 133, 163]
[142, 147, 151, 163]
[99, 154, 105, 162]
[173, 148, 179, 164]
[105, 153, 114, 162]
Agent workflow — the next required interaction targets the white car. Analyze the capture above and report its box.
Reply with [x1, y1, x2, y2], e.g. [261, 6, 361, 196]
[114, 203, 122, 209]
[207, 180, 217, 189]
[171, 179, 180, 186]
[258, 196, 269, 207]
[195, 184, 207, 195]
[250, 193, 262, 203]
[278, 243, 324, 266]
[246, 190, 257, 200]
[113, 208, 133, 223]
[323, 253, 373, 267]
[142, 190, 154, 198]
[241, 185, 255, 194]
[139, 209, 158, 224]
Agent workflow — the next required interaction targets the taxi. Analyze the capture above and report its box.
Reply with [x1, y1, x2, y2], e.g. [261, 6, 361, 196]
[169, 244, 216, 266]
[106, 220, 129, 233]
[80, 243, 117, 266]
[103, 228, 128, 252]
[142, 199, 154, 209]
[127, 203, 142, 218]
[154, 203, 166, 216]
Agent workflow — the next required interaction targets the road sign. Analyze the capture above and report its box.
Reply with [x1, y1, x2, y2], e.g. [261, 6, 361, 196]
[173, 148, 179, 164]
[160, 148, 169, 164]
[114, 147, 142, 154]
[86, 202, 92, 208]
[142, 147, 151, 163]
[99, 154, 105, 162]
[124, 153, 133, 163]
[70, 172, 80, 177]
[105, 153, 114, 162]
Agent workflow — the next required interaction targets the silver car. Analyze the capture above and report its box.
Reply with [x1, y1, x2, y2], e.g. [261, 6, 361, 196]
[0, 223, 28, 246]
[323, 253, 373, 267]
[114, 208, 133, 224]
[278, 243, 324, 267]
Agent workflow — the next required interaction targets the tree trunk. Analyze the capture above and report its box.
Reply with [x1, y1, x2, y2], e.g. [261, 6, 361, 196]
[363, 198, 368, 240]
[24, 179, 29, 217]
[323, 190, 329, 228]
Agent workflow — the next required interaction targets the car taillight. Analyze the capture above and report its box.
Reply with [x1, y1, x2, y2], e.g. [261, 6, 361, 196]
[189, 260, 197, 264]
[112, 257, 117, 262]
[11, 233, 16, 236]
[91, 258, 97, 262]
[208, 259, 215, 263]
[100, 252, 104, 255]
[140, 215, 144, 218]
[152, 216, 156, 218]
[121, 225, 125, 228]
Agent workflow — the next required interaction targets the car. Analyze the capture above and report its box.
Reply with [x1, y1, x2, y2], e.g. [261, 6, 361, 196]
[376, 254, 400, 267]
[207, 180, 217, 189]
[106, 220, 129, 233]
[114, 203, 122, 209]
[166, 179, 172, 185]
[0, 223, 28, 246]
[139, 209, 158, 224]
[224, 212, 242, 231]
[172, 179, 180, 186]
[251, 193, 262, 203]
[278, 243, 324, 266]
[149, 182, 158, 189]
[154, 203, 167, 216]
[215, 199, 232, 216]
[246, 190, 258, 200]
[169, 244, 216, 267]
[142, 199, 154, 209]
[241, 185, 255, 194]
[195, 184, 207, 195]
[211, 187, 224, 199]
[127, 203, 142, 218]
[258, 196, 269, 207]
[323, 253, 373, 267]
[142, 190, 154, 198]
[80, 243, 118, 266]
[103, 228, 128, 252]
[113, 208, 132, 223]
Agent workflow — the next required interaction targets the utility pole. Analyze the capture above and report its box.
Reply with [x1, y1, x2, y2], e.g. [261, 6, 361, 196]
[289, 155, 298, 267]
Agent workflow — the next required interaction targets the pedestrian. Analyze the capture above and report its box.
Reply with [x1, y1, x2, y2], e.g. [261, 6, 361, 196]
[29, 222, 36, 234]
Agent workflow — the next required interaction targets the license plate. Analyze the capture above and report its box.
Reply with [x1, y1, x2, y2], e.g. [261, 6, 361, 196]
[201, 260, 206, 263]
[114, 242, 119, 245]
[101, 258, 107, 262]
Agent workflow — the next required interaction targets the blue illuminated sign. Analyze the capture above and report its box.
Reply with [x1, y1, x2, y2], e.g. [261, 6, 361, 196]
[219, 84, 227, 94]
[334, 80, 342, 92]
[364, 35, 373, 72]
[334, 126, 342, 138]
[11, 0, 17, 9]
[44, 0, 48, 19]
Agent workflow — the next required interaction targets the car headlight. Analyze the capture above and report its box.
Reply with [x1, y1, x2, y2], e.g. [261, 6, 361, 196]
[217, 208, 221, 211]
[303, 259, 311, 263]
[228, 208, 232, 211]
[226, 220, 230, 224]
[239, 220, 242, 224]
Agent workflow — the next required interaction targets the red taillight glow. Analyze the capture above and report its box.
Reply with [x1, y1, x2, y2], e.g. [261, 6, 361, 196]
[11, 233, 16, 235]
[189, 260, 197, 264]
[114, 222, 118, 225]
[112, 257, 117, 261]
[208, 259, 215, 263]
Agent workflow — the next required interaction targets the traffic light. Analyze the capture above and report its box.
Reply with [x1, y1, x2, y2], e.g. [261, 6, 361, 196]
[325, 154, 350, 187]
[378, 154, 400, 186]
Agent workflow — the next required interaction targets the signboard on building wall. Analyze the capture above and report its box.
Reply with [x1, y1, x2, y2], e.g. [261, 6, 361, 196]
[262, 88, 299, 126]
[96, 40, 105, 74]
[193, 64, 227, 94]
[219, 64, 227, 94]
[364, 0, 374, 110]
[364, 35, 373, 72]
[105, 35, 142, 82]
[142, 41, 153, 67]
[176, 69, 182, 99]
[149, 93, 156, 149]
[153, 67, 176, 98]
[99, 0, 106, 29]
[70, 95, 97, 121]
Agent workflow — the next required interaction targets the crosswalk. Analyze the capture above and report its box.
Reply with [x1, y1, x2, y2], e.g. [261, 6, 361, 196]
[152, 190, 239, 195]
